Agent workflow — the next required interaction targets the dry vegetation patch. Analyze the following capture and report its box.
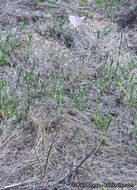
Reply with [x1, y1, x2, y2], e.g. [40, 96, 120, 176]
[0, 0, 137, 189]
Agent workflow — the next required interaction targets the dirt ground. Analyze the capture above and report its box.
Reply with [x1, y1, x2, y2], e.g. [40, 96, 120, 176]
[0, 0, 137, 189]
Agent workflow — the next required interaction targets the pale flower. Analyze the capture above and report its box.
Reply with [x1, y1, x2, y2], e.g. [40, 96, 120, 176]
[69, 15, 85, 27]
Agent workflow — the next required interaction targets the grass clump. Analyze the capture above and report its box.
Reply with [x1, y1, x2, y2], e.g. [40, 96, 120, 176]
[0, 79, 18, 119]
[0, 22, 22, 66]
[94, 0, 123, 13]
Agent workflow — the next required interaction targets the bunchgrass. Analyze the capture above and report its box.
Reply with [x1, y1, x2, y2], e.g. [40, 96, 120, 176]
[95, 105, 112, 132]
[0, 22, 22, 66]
[0, 79, 18, 119]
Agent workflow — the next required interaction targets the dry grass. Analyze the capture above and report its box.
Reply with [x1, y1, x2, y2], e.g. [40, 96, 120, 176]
[0, 0, 137, 189]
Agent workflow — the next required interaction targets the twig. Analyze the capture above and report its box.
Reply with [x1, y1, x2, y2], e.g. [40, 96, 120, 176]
[0, 131, 16, 149]
[0, 178, 40, 190]
[17, 2, 58, 8]
[116, 28, 124, 71]
[44, 132, 57, 175]
[57, 140, 104, 185]
[73, 147, 96, 173]
[90, 139, 104, 165]
[74, 139, 104, 172]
